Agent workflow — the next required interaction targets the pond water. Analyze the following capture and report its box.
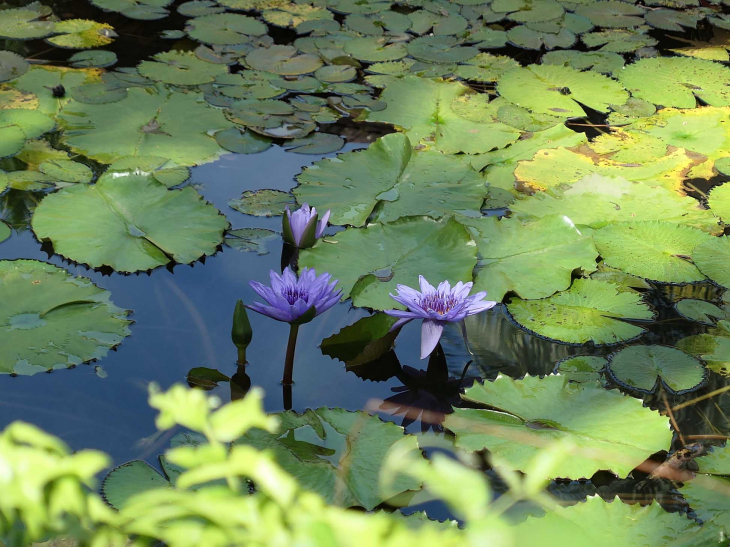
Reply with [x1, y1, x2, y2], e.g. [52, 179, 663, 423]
[3, 0, 730, 537]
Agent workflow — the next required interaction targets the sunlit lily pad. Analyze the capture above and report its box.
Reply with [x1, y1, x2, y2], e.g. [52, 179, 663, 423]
[444, 375, 671, 478]
[90, 0, 172, 20]
[0, 259, 132, 375]
[32, 172, 228, 273]
[68, 50, 118, 68]
[507, 278, 654, 345]
[582, 28, 657, 52]
[186, 13, 268, 44]
[554, 355, 607, 384]
[542, 50, 624, 77]
[245, 45, 323, 75]
[0, 51, 29, 83]
[138, 51, 227, 85]
[229, 189, 294, 216]
[406, 36, 479, 64]
[107, 156, 191, 187]
[675, 299, 727, 325]
[263, 3, 333, 29]
[0, 3, 55, 40]
[708, 182, 730, 223]
[300, 216, 477, 311]
[234, 407, 423, 509]
[693, 236, 730, 288]
[454, 53, 518, 82]
[606, 345, 707, 395]
[46, 19, 116, 49]
[215, 126, 272, 154]
[343, 37, 408, 62]
[574, 1, 645, 28]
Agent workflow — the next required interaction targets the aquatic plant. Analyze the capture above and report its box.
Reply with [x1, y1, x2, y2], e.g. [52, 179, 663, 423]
[282, 202, 330, 249]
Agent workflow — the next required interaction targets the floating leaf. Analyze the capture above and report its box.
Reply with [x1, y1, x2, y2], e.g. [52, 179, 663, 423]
[677, 325, 730, 376]
[669, 29, 730, 62]
[245, 45, 323, 75]
[138, 51, 227, 85]
[68, 50, 118, 68]
[693, 236, 730, 288]
[542, 50, 624, 77]
[264, 3, 333, 29]
[38, 159, 93, 184]
[0, 222, 10, 243]
[234, 408, 423, 509]
[107, 156, 191, 187]
[606, 345, 707, 395]
[229, 189, 293, 216]
[582, 28, 657, 52]
[681, 448, 730, 530]
[0, 3, 55, 40]
[454, 53, 518, 82]
[284, 133, 344, 154]
[406, 36, 479, 64]
[492, 0, 564, 23]
[507, 25, 576, 51]
[225, 228, 278, 255]
[320, 313, 398, 367]
[464, 215, 598, 302]
[101, 461, 171, 509]
[215, 126, 272, 154]
[0, 51, 29, 83]
[46, 19, 116, 49]
[497, 65, 628, 118]
[178, 0, 226, 17]
[300, 216, 477, 311]
[507, 278, 654, 345]
[186, 13, 268, 44]
[32, 172, 228, 273]
[593, 221, 710, 284]
[554, 355, 607, 384]
[343, 37, 408, 62]
[445, 375, 671, 478]
[90, 0, 172, 20]
[59, 85, 233, 166]
[574, 1, 645, 28]
[708, 183, 730, 222]
[345, 11, 410, 35]
[367, 77, 520, 155]
[0, 260, 132, 375]
[645, 8, 704, 31]
[675, 299, 727, 325]
[314, 65, 356, 83]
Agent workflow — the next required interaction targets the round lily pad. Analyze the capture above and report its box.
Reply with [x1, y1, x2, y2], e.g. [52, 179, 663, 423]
[554, 355, 608, 384]
[606, 345, 708, 395]
[0, 51, 29, 83]
[708, 182, 730, 222]
[407, 36, 479, 64]
[68, 50, 118, 68]
[46, 19, 116, 49]
[229, 189, 294, 216]
[675, 299, 727, 326]
[454, 53, 518, 82]
[245, 45, 323, 75]
[70, 82, 128, 104]
[693, 236, 730, 288]
[38, 159, 93, 184]
[215, 126, 272, 154]
[574, 1, 645, 28]
[107, 156, 191, 187]
[186, 13, 267, 45]
[90, 0, 172, 20]
[343, 37, 408, 62]
[0, 5, 55, 40]
[284, 133, 344, 154]
[315, 64, 357, 83]
[225, 228, 279, 255]
[178, 0, 226, 17]
[138, 51, 227, 85]
[0, 259, 132, 375]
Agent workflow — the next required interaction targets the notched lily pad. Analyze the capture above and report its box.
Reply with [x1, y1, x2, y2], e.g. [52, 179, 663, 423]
[225, 228, 279, 255]
[245, 45, 323, 75]
[186, 13, 268, 45]
[68, 50, 118, 68]
[216, 126, 272, 154]
[229, 189, 294, 216]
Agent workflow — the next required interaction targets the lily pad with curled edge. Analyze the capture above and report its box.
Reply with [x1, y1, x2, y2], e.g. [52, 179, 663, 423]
[300, 216, 477, 311]
[554, 355, 608, 384]
[59, 85, 233, 166]
[507, 278, 654, 345]
[225, 228, 279, 255]
[406, 36, 479, 64]
[606, 345, 708, 395]
[284, 133, 344, 154]
[0, 222, 10, 243]
[245, 45, 323, 75]
[46, 20, 116, 49]
[343, 37, 408, 62]
[444, 374, 671, 478]
[582, 28, 657, 53]
[497, 65, 628, 118]
[675, 299, 727, 326]
[462, 214, 599, 302]
[0, 4, 56, 40]
[68, 50, 118, 68]
[708, 182, 730, 222]
[90, 0, 172, 20]
[229, 189, 294, 217]
[509, 175, 719, 234]
[0, 52, 29, 83]
[574, 1, 645, 28]
[186, 13, 268, 45]
[215, 126, 272, 154]
[233, 407, 423, 509]
[593, 221, 710, 284]
[295, 133, 486, 227]
[619, 57, 730, 108]
[0, 259, 132, 375]
[693, 236, 730, 289]
[31, 172, 228, 273]
[367, 76, 520, 155]
[453, 53, 518, 83]
[138, 51, 227, 85]
[107, 156, 191, 187]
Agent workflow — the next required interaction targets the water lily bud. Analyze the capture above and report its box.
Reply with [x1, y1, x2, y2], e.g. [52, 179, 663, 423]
[231, 299, 253, 363]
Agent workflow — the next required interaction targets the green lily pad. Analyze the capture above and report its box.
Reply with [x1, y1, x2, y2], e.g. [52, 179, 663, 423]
[138, 51, 227, 85]
[46, 19, 116, 49]
[101, 460, 172, 509]
[367, 76, 520, 155]
[343, 37, 408, 62]
[59, 85, 233, 166]
[263, 3, 333, 29]
[226, 99, 294, 127]
[607, 97, 656, 126]
[406, 36, 479, 64]
[463, 215, 598, 302]
[444, 375, 671, 478]
[69, 82, 128, 104]
[186, 13, 268, 45]
[497, 65, 628, 118]
[681, 448, 730, 530]
[68, 50, 118, 68]
[606, 345, 707, 395]
[0, 51, 29, 83]
[0, 259, 132, 375]
[510, 175, 718, 233]
[693, 236, 730, 288]
[295, 133, 486, 227]
[542, 50, 624, 77]
[574, 1, 645, 28]
[178, 0, 226, 16]
[228, 189, 294, 216]
[454, 53, 519, 82]
[619, 57, 730, 108]
[493, 0, 564, 22]
[225, 228, 279, 255]
[708, 183, 730, 222]
[284, 133, 344, 154]
[107, 156, 191, 187]
[0, 108, 55, 140]
[38, 159, 93, 184]
[31, 172, 228, 273]
[554, 355, 607, 384]
[677, 326, 730, 376]
[675, 299, 727, 325]
[90, 0, 172, 20]
[0, 125, 27, 159]
[234, 407, 423, 509]
[314, 65, 357, 83]
[300, 216, 477, 311]
[320, 313, 398, 369]
[0, 3, 55, 40]
[507, 25, 577, 51]
[328, 0, 391, 15]
[582, 28, 657, 52]
[245, 45, 323, 75]
[645, 8, 704, 31]
[211, 71, 287, 100]
[593, 221, 710, 284]
[465, 26, 508, 49]
[345, 11, 411, 35]
[215, 126, 272, 154]
[507, 278, 654, 345]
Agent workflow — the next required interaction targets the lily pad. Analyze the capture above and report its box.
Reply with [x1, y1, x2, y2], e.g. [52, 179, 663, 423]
[645, 8, 704, 31]
[68, 50, 118, 68]
[0, 222, 9, 243]
[693, 236, 730, 288]
[138, 51, 227, 85]
[295, 133, 486, 227]
[299, 216, 477, 311]
[178, 0, 226, 16]
[59, 85, 233, 166]
[708, 183, 730, 222]
[107, 156, 191, 187]
[507, 25, 577, 51]
[215, 126, 272, 154]
[681, 448, 730, 530]
[542, 50, 624, 77]
[264, 3, 333, 29]
[343, 37, 408, 62]
[497, 65, 628, 118]
[463, 215, 599, 302]
[367, 77, 521, 155]
[554, 355, 607, 384]
[186, 13, 268, 45]
[228, 189, 294, 216]
[320, 313, 398, 368]
[574, 1, 645, 28]
[507, 278, 654, 345]
[677, 326, 730, 376]
[444, 375, 671, 478]
[619, 57, 730, 108]
[31, 172, 228, 273]
[0, 51, 29, 83]
[234, 407, 423, 509]
[90, 0, 172, 20]
[593, 221, 710, 284]
[284, 133, 344, 154]
[245, 45, 323, 75]
[606, 345, 707, 395]
[454, 53, 519, 82]
[0, 3, 56, 40]
[46, 20, 116, 49]
[38, 159, 93, 184]
[406, 36, 479, 64]
[0, 259, 132, 375]
[675, 299, 727, 325]
[582, 28, 657, 53]
[225, 228, 279, 255]
[101, 460, 171, 509]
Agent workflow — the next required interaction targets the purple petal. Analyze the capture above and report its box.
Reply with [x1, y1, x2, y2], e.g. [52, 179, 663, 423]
[249, 280, 279, 306]
[466, 300, 498, 315]
[388, 317, 413, 332]
[316, 210, 331, 238]
[384, 309, 421, 319]
[246, 302, 292, 322]
[453, 281, 473, 299]
[269, 270, 285, 293]
[418, 275, 435, 294]
[390, 293, 424, 313]
[282, 267, 297, 286]
[437, 280, 451, 294]
[291, 299, 313, 320]
[394, 284, 421, 301]
[314, 292, 341, 315]
[420, 319, 444, 359]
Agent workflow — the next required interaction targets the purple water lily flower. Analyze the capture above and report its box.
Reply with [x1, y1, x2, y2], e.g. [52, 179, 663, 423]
[283, 203, 331, 249]
[248, 267, 342, 325]
[385, 276, 497, 359]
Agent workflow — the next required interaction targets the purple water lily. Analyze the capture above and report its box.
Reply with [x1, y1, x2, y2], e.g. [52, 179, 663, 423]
[248, 267, 341, 324]
[283, 203, 331, 249]
[385, 276, 497, 359]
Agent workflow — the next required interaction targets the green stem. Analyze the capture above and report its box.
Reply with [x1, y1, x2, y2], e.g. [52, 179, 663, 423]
[283, 324, 300, 385]
[236, 347, 247, 365]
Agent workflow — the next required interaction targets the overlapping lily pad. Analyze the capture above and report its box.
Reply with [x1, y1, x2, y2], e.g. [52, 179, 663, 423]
[138, 51, 227, 85]
[0, 3, 55, 40]
[245, 45, 323, 75]
[186, 13, 268, 44]
[444, 375, 671, 478]
[693, 236, 730, 288]
[0, 259, 132, 375]
[46, 20, 116, 49]
[90, 0, 173, 20]
[0, 52, 29, 83]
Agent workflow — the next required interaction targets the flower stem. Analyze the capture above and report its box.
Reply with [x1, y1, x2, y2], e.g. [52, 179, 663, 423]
[460, 320, 474, 357]
[282, 324, 300, 385]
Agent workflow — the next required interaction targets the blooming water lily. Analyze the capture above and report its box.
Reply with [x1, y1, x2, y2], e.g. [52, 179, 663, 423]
[282, 203, 331, 249]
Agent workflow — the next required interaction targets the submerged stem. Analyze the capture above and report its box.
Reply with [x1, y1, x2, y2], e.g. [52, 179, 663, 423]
[283, 324, 300, 385]
[460, 320, 474, 357]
